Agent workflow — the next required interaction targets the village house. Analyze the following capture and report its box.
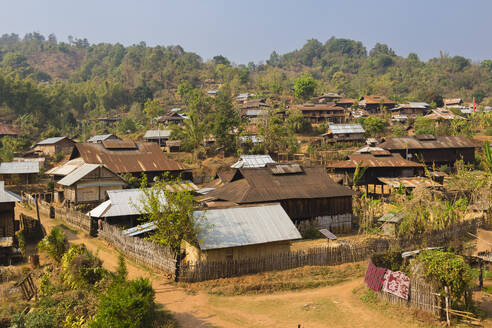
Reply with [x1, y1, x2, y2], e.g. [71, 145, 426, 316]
[443, 98, 463, 108]
[317, 92, 342, 104]
[335, 98, 357, 109]
[379, 135, 477, 166]
[165, 140, 182, 153]
[326, 148, 424, 187]
[55, 164, 127, 205]
[68, 140, 191, 180]
[207, 90, 218, 98]
[205, 163, 354, 233]
[183, 204, 302, 262]
[231, 155, 275, 168]
[86, 134, 120, 144]
[0, 162, 39, 185]
[321, 123, 365, 143]
[359, 95, 396, 114]
[88, 182, 198, 228]
[46, 157, 85, 182]
[298, 103, 347, 124]
[33, 137, 75, 156]
[0, 122, 19, 138]
[155, 112, 185, 126]
[143, 129, 172, 147]
[0, 182, 21, 264]
[389, 102, 430, 117]
[424, 108, 465, 121]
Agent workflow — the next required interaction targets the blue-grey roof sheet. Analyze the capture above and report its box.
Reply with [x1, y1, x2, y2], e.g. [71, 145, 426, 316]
[231, 155, 274, 168]
[195, 204, 301, 250]
[36, 136, 68, 145]
[328, 123, 365, 134]
[0, 162, 39, 174]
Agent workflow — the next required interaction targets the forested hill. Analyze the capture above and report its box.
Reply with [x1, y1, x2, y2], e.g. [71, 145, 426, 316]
[1, 32, 492, 138]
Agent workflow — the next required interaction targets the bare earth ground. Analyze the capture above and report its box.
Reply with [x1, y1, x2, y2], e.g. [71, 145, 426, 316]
[15, 205, 491, 328]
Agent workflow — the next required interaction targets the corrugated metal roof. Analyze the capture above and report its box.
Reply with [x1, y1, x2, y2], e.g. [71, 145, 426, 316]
[46, 158, 85, 176]
[71, 143, 188, 173]
[195, 204, 301, 250]
[36, 136, 70, 145]
[327, 153, 423, 169]
[245, 109, 267, 117]
[239, 135, 263, 144]
[208, 165, 353, 203]
[231, 155, 275, 168]
[143, 130, 172, 139]
[102, 140, 137, 149]
[0, 122, 18, 136]
[56, 164, 122, 187]
[378, 212, 403, 223]
[328, 123, 365, 134]
[87, 134, 119, 143]
[0, 182, 21, 203]
[377, 177, 442, 188]
[87, 200, 111, 217]
[425, 108, 465, 120]
[0, 162, 39, 174]
[122, 222, 157, 237]
[380, 136, 477, 150]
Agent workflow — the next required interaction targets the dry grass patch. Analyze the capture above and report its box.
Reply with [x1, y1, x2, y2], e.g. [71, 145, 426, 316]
[181, 262, 365, 296]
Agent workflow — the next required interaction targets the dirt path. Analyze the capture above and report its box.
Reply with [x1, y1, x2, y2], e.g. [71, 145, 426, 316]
[18, 204, 436, 328]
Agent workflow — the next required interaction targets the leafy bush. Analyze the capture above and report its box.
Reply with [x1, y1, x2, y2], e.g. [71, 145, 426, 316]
[62, 244, 105, 288]
[417, 250, 473, 302]
[90, 278, 155, 328]
[11, 310, 55, 328]
[38, 227, 67, 263]
[371, 250, 403, 271]
[485, 127, 492, 136]
[53, 152, 64, 163]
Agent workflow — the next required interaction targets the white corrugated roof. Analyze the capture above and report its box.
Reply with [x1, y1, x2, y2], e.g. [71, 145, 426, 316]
[0, 182, 21, 203]
[36, 136, 69, 145]
[46, 158, 85, 176]
[195, 204, 301, 250]
[328, 123, 365, 134]
[87, 134, 117, 143]
[0, 162, 39, 174]
[231, 155, 275, 168]
[57, 164, 103, 186]
[239, 135, 263, 144]
[143, 130, 172, 139]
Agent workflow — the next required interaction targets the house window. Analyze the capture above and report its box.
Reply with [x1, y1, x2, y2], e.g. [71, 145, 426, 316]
[225, 248, 233, 261]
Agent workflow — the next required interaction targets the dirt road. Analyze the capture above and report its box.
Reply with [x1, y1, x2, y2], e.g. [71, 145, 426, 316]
[18, 204, 436, 328]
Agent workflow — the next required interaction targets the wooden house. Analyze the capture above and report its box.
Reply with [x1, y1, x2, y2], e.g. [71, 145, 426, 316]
[0, 162, 39, 185]
[0, 182, 21, 264]
[298, 103, 347, 124]
[317, 93, 342, 104]
[143, 129, 172, 146]
[86, 134, 120, 144]
[205, 163, 354, 233]
[335, 98, 357, 109]
[379, 135, 477, 166]
[156, 112, 185, 126]
[0, 122, 19, 138]
[68, 140, 190, 180]
[359, 96, 396, 114]
[424, 108, 465, 121]
[89, 183, 198, 228]
[326, 148, 424, 186]
[389, 102, 430, 117]
[56, 164, 127, 205]
[322, 123, 365, 143]
[33, 137, 75, 156]
[378, 213, 403, 237]
[183, 204, 302, 262]
[443, 98, 463, 108]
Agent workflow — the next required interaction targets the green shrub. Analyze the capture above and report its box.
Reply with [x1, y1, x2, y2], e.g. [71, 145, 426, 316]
[12, 310, 55, 328]
[53, 152, 64, 163]
[418, 250, 473, 303]
[485, 127, 492, 136]
[38, 227, 67, 263]
[371, 250, 403, 271]
[62, 244, 105, 288]
[15, 230, 25, 254]
[90, 278, 155, 328]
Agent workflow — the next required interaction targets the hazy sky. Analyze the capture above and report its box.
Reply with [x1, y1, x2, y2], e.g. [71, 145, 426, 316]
[1, 0, 491, 64]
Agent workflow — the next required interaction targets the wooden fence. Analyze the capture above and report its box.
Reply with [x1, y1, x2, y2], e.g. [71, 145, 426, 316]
[178, 239, 390, 282]
[98, 222, 177, 275]
[377, 279, 440, 316]
[53, 207, 92, 233]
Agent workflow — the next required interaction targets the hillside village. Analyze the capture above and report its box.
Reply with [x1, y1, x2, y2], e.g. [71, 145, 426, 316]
[0, 33, 492, 327]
